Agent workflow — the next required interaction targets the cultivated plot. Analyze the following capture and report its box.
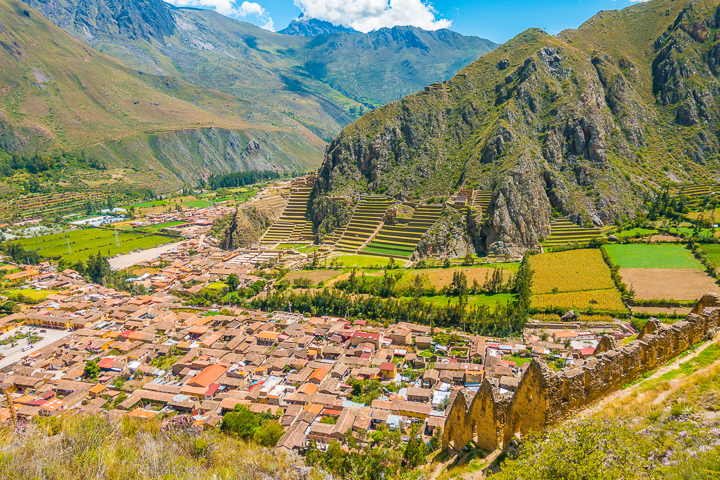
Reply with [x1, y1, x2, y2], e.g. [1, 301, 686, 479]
[620, 268, 719, 301]
[528, 249, 616, 294]
[604, 244, 701, 269]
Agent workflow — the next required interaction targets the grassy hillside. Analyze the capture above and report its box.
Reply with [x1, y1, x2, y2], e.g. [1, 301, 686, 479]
[316, 0, 720, 255]
[0, 0, 323, 186]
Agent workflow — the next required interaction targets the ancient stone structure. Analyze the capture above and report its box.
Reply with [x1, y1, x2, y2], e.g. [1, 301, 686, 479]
[442, 293, 720, 451]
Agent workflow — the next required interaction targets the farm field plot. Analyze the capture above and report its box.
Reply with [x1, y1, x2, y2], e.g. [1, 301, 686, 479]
[528, 249, 615, 294]
[632, 306, 691, 315]
[604, 244, 701, 269]
[418, 293, 515, 310]
[182, 200, 214, 208]
[333, 254, 393, 268]
[614, 228, 658, 239]
[397, 265, 518, 289]
[14, 228, 173, 263]
[283, 270, 344, 285]
[700, 244, 720, 266]
[125, 201, 169, 208]
[531, 289, 626, 312]
[619, 268, 719, 301]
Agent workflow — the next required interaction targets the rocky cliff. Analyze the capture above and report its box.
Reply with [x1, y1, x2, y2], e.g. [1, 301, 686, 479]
[317, 0, 720, 254]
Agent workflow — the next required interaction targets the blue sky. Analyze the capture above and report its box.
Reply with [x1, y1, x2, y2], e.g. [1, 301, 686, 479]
[166, 0, 648, 43]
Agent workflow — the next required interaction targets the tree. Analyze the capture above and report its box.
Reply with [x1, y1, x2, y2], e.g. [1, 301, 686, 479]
[463, 252, 474, 266]
[85, 253, 112, 284]
[83, 360, 99, 382]
[225, 273, 240, 292]
[253, 421, 283, 447]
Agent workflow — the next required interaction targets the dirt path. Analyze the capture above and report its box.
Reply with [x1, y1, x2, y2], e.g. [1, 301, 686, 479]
[581, 333, 720, 417]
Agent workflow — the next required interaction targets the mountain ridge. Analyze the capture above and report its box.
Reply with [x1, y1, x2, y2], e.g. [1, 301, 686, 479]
[278, 15, 357, 36]
[23, 0, 497, 139]
[316, 0, 720, 255]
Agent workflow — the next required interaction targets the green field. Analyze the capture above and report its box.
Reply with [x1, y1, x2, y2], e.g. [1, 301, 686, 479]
[333, 254, 393, 268]
[614, 228, 658, 239]
[418, 293, 515, 309]
[182, 200, 214, 208]
[700, 244, 720, 266]
[126, 201, 170, 208]
[1, 289, 57, 302]
[605, 244, 701, 269]
[13, 228, 173, 263]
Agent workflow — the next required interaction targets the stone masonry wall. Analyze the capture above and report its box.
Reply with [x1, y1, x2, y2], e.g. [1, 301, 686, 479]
[442, 293, 720, 451]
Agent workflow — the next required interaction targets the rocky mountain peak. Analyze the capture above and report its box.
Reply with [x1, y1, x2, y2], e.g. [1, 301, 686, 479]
[278, 15, 357, 36]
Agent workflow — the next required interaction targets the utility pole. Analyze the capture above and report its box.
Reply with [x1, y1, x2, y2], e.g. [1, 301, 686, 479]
[66, 235, 71, 255]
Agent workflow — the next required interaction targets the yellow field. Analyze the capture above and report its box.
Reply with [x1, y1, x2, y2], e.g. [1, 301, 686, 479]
[531, 289, 626, 312]
[528, 249, 615, 294]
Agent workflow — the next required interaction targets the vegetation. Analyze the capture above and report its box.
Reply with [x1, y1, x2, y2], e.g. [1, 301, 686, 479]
[604, 244, 702, 270]
[0, 415, 320, 480]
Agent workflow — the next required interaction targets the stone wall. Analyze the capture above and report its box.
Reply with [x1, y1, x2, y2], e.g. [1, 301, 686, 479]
[442, 293, 720, 451]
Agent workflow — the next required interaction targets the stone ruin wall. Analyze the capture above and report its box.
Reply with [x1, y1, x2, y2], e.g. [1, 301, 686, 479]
[442, 293, 720, 451]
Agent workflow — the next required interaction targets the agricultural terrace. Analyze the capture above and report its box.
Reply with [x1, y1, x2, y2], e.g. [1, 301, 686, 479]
[13, 228, 173, 263]
[528, 249, 625, 313]
[528, 249, 616, 294]
[605, 244, 701, 269]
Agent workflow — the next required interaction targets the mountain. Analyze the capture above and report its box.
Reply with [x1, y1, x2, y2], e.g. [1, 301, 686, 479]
[279, 15, 357, 36]
[23, 0, 497, 139]
[317, 0, 720, 255]
[0, 0, 323, 189]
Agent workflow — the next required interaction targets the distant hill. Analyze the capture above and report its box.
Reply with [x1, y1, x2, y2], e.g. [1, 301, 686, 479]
[279, 15, 357, 36]
[23, 0, 497, 139]
[0, 0, 323, 188]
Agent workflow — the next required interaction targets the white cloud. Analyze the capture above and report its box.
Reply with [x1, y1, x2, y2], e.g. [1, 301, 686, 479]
[167, 0, 275, 31]
[293, 0, 452, 32]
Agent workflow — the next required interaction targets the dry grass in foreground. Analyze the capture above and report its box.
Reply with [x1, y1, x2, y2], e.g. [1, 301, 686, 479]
[0, 415, 327, 480]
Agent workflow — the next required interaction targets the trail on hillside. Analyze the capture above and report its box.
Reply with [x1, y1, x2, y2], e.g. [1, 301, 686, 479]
[581, 333, 720, 417]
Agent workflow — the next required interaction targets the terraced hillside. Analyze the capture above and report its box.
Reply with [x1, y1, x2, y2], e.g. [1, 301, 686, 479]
[260, 179, 315, 244]
[676, 185, 716, 198]
[333, 197, 393, 253]
[542, 218, 602, 248]
[362, 205, 444, 259]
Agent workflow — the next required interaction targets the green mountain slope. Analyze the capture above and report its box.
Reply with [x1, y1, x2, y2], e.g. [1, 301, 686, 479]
[0, 0, 324, 187]
[317, 0, 720, 255]
[23, 0, 497, 139]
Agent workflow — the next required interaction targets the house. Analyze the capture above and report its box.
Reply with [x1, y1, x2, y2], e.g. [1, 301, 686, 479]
[309, 367, 329, 385]
[257, 331, 280, 346]
[415, 336, 433, 350]
[406, 387, 432, 403]
[379, 362, 396, 380]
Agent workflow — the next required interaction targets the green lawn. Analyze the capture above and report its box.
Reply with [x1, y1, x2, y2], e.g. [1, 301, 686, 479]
[12, 228, 173, 263]
[604, 244, 701, 269]
[418, 293, 515, 309]
[182, 200, 214, 208]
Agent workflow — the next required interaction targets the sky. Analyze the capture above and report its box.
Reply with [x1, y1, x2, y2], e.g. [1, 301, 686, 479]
[165, 0, 649, 42]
